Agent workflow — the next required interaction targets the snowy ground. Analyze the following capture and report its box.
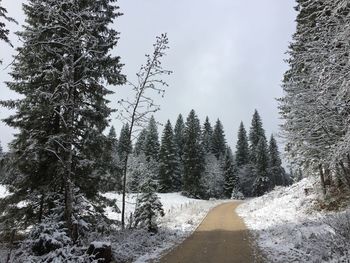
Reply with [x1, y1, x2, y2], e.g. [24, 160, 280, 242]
[238, 178, 350, 262]
[102, 192, 226, 263]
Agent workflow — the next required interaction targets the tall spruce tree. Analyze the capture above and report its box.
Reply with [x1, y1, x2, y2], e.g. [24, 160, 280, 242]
[249, 110, 266, 164]
[252, 138, 270, 196]
[0, 0, 125, 241]
[174, 114, 185, 162]
[144, 116, 160, 162]
[118, 124, 132, 162]
[223, 147, 238, 198]
[183, 110, 205, 198]
[201, 116, 213, 153]
[158, 120, 180, 192]
[211, 119, 226, 159]
[100, 126, 121, 192]
[235, 122, 249, 167]
[268, 134, 286, 187]
[134, 129, 148, 156]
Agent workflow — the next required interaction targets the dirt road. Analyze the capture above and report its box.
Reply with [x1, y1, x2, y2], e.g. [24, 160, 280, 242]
[158, 202, 260, 263]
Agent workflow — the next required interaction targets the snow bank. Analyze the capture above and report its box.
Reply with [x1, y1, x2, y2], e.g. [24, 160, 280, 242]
[238, 178, 350, 262]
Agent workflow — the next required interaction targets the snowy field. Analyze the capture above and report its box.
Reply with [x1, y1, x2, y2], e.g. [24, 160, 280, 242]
[102, 192, 225, 262]
[238, 178, 350, 262]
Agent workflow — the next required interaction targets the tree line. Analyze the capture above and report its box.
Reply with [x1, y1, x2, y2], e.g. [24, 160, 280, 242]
[101, 109, 289, 200]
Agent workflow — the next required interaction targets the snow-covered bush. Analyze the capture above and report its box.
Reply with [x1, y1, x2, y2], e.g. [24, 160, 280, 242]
[231, 188, 244, 200]
[133, 179, 165, 233]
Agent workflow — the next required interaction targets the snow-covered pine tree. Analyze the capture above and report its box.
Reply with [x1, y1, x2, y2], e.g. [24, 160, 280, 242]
[134, 178, 165, 233]
[100, 126, 122, 192]
[201, 116, 213, 153]
[126, 153, 147, 192]
[182, 110, 205, 198]
[134, 129, 148, 156]
[252, 138, 270, 196]
[118, 124, 132, 162]
[0, 0, 125, 242]
[202, 153, 224, 199]
[235, 122, 249, 167]
[279, 0, 350, 192]
[249, 110, 266, 164]
[159, 120, 180, 192]
[281, 0, 350, 193]
[144, 116, 160, 162]
[222, 146, 239, 198]
[174, 114, 185, 189]
[174, 114, 186, 161]
[268, 134, 286, 187]
[211, 119, 227, 159]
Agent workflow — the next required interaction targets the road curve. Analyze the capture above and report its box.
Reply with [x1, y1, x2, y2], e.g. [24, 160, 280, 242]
[157, 202, 260, 263]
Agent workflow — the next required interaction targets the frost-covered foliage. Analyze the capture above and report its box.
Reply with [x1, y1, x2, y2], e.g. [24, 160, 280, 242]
[211, 119, 226, 159]
[158, 120, 181, 192]
[231, 188, 244, 200]
[223, 147, 239, 198]
[279, 0, 350, 190]
[0, 0, 125, 246]
[182, 110, 205, 198]
[201, 116, 213, 153]
[252, 138, 270, 196]
[134, 179, 165, 233]
[201, 154, 225, 199]
[127, 153, 158, 192]
[238, 177, 350, 262]
[144, 116, 160, 162]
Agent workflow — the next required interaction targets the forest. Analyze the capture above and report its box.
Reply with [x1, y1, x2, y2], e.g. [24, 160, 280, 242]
[1, 0, 350, 262]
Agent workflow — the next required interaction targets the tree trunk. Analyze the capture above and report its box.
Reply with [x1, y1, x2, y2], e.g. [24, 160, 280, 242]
[318, 163, 326, 195]
[38, 193, 45, 223]
[121, 154, 129, 230]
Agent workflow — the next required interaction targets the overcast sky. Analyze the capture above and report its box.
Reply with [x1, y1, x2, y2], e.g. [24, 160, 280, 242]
[0, 0, 296, 152]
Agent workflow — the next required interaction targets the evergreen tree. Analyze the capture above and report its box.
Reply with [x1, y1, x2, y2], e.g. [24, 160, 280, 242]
[252, 138, 270, 196]
[202, 153, 224, 199]
[223, 147, 238, 198]
[211, 119, 226, 159]
[134, 129, 148, 156]
[0, 0, 125, 241]
[144, 116, 160, 162]
[174, 114, 185, 161]
[158, 120, 180, 192]
[183, 110, 205, 198]
[118, 124, 132, 162]
[134, 178, 165, 233]
[249, 110, 266, 164]
[201, 116, 213, 153]
[173, 114, 185, 189]
[235, 122, 249, 167]
[268, 135, 286, 187]
[100, 126, 122, 192]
